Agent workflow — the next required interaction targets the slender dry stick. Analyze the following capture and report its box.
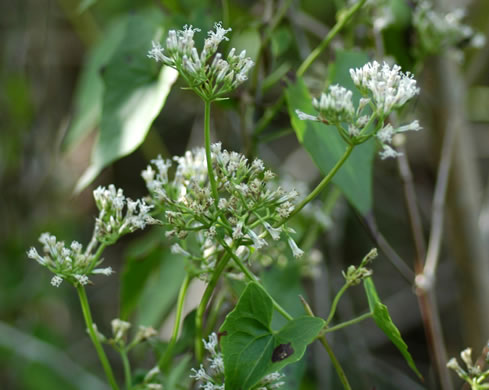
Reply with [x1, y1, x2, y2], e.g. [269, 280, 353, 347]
[397, 145, 427, 263]
[398, 143, 453, 390]
[422, 120, 457, 281]
[361, 213, 414, 282]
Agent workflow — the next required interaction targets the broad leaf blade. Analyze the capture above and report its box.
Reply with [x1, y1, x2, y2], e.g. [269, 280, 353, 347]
[286, 50, 375, 215]
[63, 17, 126, 151]
[75, 8, 178, 192]
[220, 282, 324, 390]
[363, 277, 422, 379]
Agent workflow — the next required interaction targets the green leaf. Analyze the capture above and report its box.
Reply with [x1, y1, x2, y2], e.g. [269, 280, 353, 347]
[75, 8, 178, 192]
[363, 277, 422, 379]
[120, 231, 186, 326]
[120, 231, 163, 320]
[285, 50, 375, 214]
[63, 17, 126, 151]
[220, 282, 324, 390]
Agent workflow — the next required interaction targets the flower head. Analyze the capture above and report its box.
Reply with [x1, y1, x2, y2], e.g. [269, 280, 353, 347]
[349, 61, 419, 115]
[148, 22, 254, 100]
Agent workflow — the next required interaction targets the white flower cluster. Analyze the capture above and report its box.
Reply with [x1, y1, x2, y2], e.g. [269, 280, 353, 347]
[312, 85, 355, 124]
[296, 61, 422, 159]
[447, 346, 489, 387]
[27, 234, 113, 288]
[413, 1, 485, 57]
[28, 186, 156, 287]
[142, 143, 303, 279]
[148, 22, 254, 100]
[191, 333, 225, 389]
[376, 120, 422, 159]
[93, 185, 157, 245]
[349, 61, 419, 116]
[190, 333, 285, 390]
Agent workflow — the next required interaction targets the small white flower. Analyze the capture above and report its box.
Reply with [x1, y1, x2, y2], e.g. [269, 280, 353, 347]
[377, 124, 394, 143]
[295, 109, 318, 121]
[203, 332, 219, 356]
[144, 366, 160, 382]
[111, 318, 131, 341]
[263, 222, 281, 241]
[171, 243, 191, 257]
[50, 275, 63, 287]
[247, 229, 267, 249]
[287, 237, 304, 258]
[190, 365, 211, 381]
[92, 267, 113, 276]
[379, 144, 402, 159]
[74, 274, 89, 286]
[397, 120, 422, 133]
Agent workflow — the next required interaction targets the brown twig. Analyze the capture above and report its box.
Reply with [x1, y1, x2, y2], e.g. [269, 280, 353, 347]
[361, 212, 414, 282]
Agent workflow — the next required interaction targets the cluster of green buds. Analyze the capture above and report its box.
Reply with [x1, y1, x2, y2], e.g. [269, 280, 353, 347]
[447, 346, 489, 389]
[342, 248, 377, 285]
[147, 22, 254, 101]
[93, 318, 157, 350]
[296, 61, 421, 159]
[27, 185, 156, 287]
[413, 1, 485, 58]
[92, 319, 162, 390]
[190, 333, 285, 390]
[141, 143, 302, 280]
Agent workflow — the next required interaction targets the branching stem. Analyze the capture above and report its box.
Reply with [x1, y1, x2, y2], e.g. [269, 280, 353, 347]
[76, 286, 119, 390]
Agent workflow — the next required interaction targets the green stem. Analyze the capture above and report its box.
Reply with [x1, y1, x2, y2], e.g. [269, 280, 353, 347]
[119, 348, 132, 390]
[325, 283, 351, 327]
[195, 252, 231, 362]
[301, 295, 352, 390]
[219, 239, 293, 321]
[318, 335, 353, 390]
[283, 144, 354, 223]
[322, 312, 373, 333]
[204, 100, 219, 204]
[296, 0, 367, 77]
[76, 286, 119, 390]
[159, 274, 192, 369]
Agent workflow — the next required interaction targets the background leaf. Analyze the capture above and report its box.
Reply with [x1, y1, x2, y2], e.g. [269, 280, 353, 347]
[363, 277, 422, 379]
[286, 50, 375, 214]
[220, 282, 324, 390]
[75, 8, 178, 192]
[63, 17, 126, 151]
[120, 231, 186, 326]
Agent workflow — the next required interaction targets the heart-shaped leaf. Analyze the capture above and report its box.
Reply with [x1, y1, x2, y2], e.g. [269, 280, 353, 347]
[220, 282, 324, 390]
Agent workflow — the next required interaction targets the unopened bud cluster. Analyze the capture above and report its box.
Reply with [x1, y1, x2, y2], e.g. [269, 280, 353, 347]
[148, 22, 254, 101]
[413, 1, 485, 59]
[190, 333, 285, 390]
[93, 185, 157, 244]
[447, 346, 489, 388]
[142, 143, 303, 279]
[342, 248, 377, 285]
[297, 61, 422, 159]
[27, 186, 156, 287]
[93, 318, 157, 350]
